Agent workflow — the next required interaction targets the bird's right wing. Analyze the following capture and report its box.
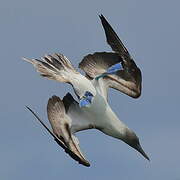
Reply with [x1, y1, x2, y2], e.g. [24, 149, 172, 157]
[26, 93, 97, 167]
[46, 95, 90, 166]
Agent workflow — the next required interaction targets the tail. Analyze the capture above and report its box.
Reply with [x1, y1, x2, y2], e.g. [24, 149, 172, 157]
[23, 53, 79, 83]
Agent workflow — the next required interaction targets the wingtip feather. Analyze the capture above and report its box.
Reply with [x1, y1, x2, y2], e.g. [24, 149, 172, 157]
[22, 57, 34, 64]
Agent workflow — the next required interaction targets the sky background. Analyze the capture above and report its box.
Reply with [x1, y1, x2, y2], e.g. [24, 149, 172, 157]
[0, 0, 179, 179]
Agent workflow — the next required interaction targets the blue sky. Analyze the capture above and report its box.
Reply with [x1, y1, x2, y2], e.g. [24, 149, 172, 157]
[0, 0, 179, 179]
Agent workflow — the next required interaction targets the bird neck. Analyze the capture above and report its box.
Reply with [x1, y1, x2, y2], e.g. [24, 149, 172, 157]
[100, 104, 130, 141]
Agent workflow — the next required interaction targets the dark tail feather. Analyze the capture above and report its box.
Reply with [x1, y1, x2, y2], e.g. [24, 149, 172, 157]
[22, 53, 78, 83]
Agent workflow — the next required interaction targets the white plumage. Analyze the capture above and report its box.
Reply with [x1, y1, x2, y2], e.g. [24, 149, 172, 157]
[23, 15, 149, 166]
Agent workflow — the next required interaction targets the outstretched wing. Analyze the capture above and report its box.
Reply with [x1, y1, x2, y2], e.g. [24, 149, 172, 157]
[47, 95, 91, 166]
[23, 53, 96, 99]
[26, 92, 99, 166]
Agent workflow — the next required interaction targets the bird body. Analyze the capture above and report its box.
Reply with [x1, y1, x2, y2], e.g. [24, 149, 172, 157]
[23, 14, 149, 166]
[71, 82, 127, 137]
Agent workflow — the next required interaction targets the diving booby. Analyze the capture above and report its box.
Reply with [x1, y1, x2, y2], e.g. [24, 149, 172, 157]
[23, 15, 149, 166]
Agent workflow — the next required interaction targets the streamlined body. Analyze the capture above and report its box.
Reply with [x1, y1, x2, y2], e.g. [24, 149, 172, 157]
[23, 15, 149, 166]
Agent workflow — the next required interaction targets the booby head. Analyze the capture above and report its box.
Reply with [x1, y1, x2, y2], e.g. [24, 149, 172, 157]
[124, 130, 149, 161]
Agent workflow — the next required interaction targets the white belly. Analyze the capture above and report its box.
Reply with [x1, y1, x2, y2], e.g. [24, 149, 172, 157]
[70, 92, 128, 139]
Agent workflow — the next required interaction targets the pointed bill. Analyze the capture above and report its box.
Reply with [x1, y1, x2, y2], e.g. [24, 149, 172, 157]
[135, 143, 150, 161]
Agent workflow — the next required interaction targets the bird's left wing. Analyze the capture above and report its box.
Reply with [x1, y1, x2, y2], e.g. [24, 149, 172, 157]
[26, 91, 102, 167]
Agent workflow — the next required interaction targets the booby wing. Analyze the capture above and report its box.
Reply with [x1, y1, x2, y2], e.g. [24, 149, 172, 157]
[79, 15, 142, 99]
[26, 94, 92, 167]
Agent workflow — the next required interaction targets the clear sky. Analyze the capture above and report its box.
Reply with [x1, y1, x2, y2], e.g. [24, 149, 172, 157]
[0, 0, 179, 179]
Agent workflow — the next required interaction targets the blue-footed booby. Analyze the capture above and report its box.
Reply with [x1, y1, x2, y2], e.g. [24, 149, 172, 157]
[23, 15, 149, 167]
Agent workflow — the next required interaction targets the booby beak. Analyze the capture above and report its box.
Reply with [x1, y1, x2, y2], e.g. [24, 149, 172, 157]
[134, 143, 150, 161]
